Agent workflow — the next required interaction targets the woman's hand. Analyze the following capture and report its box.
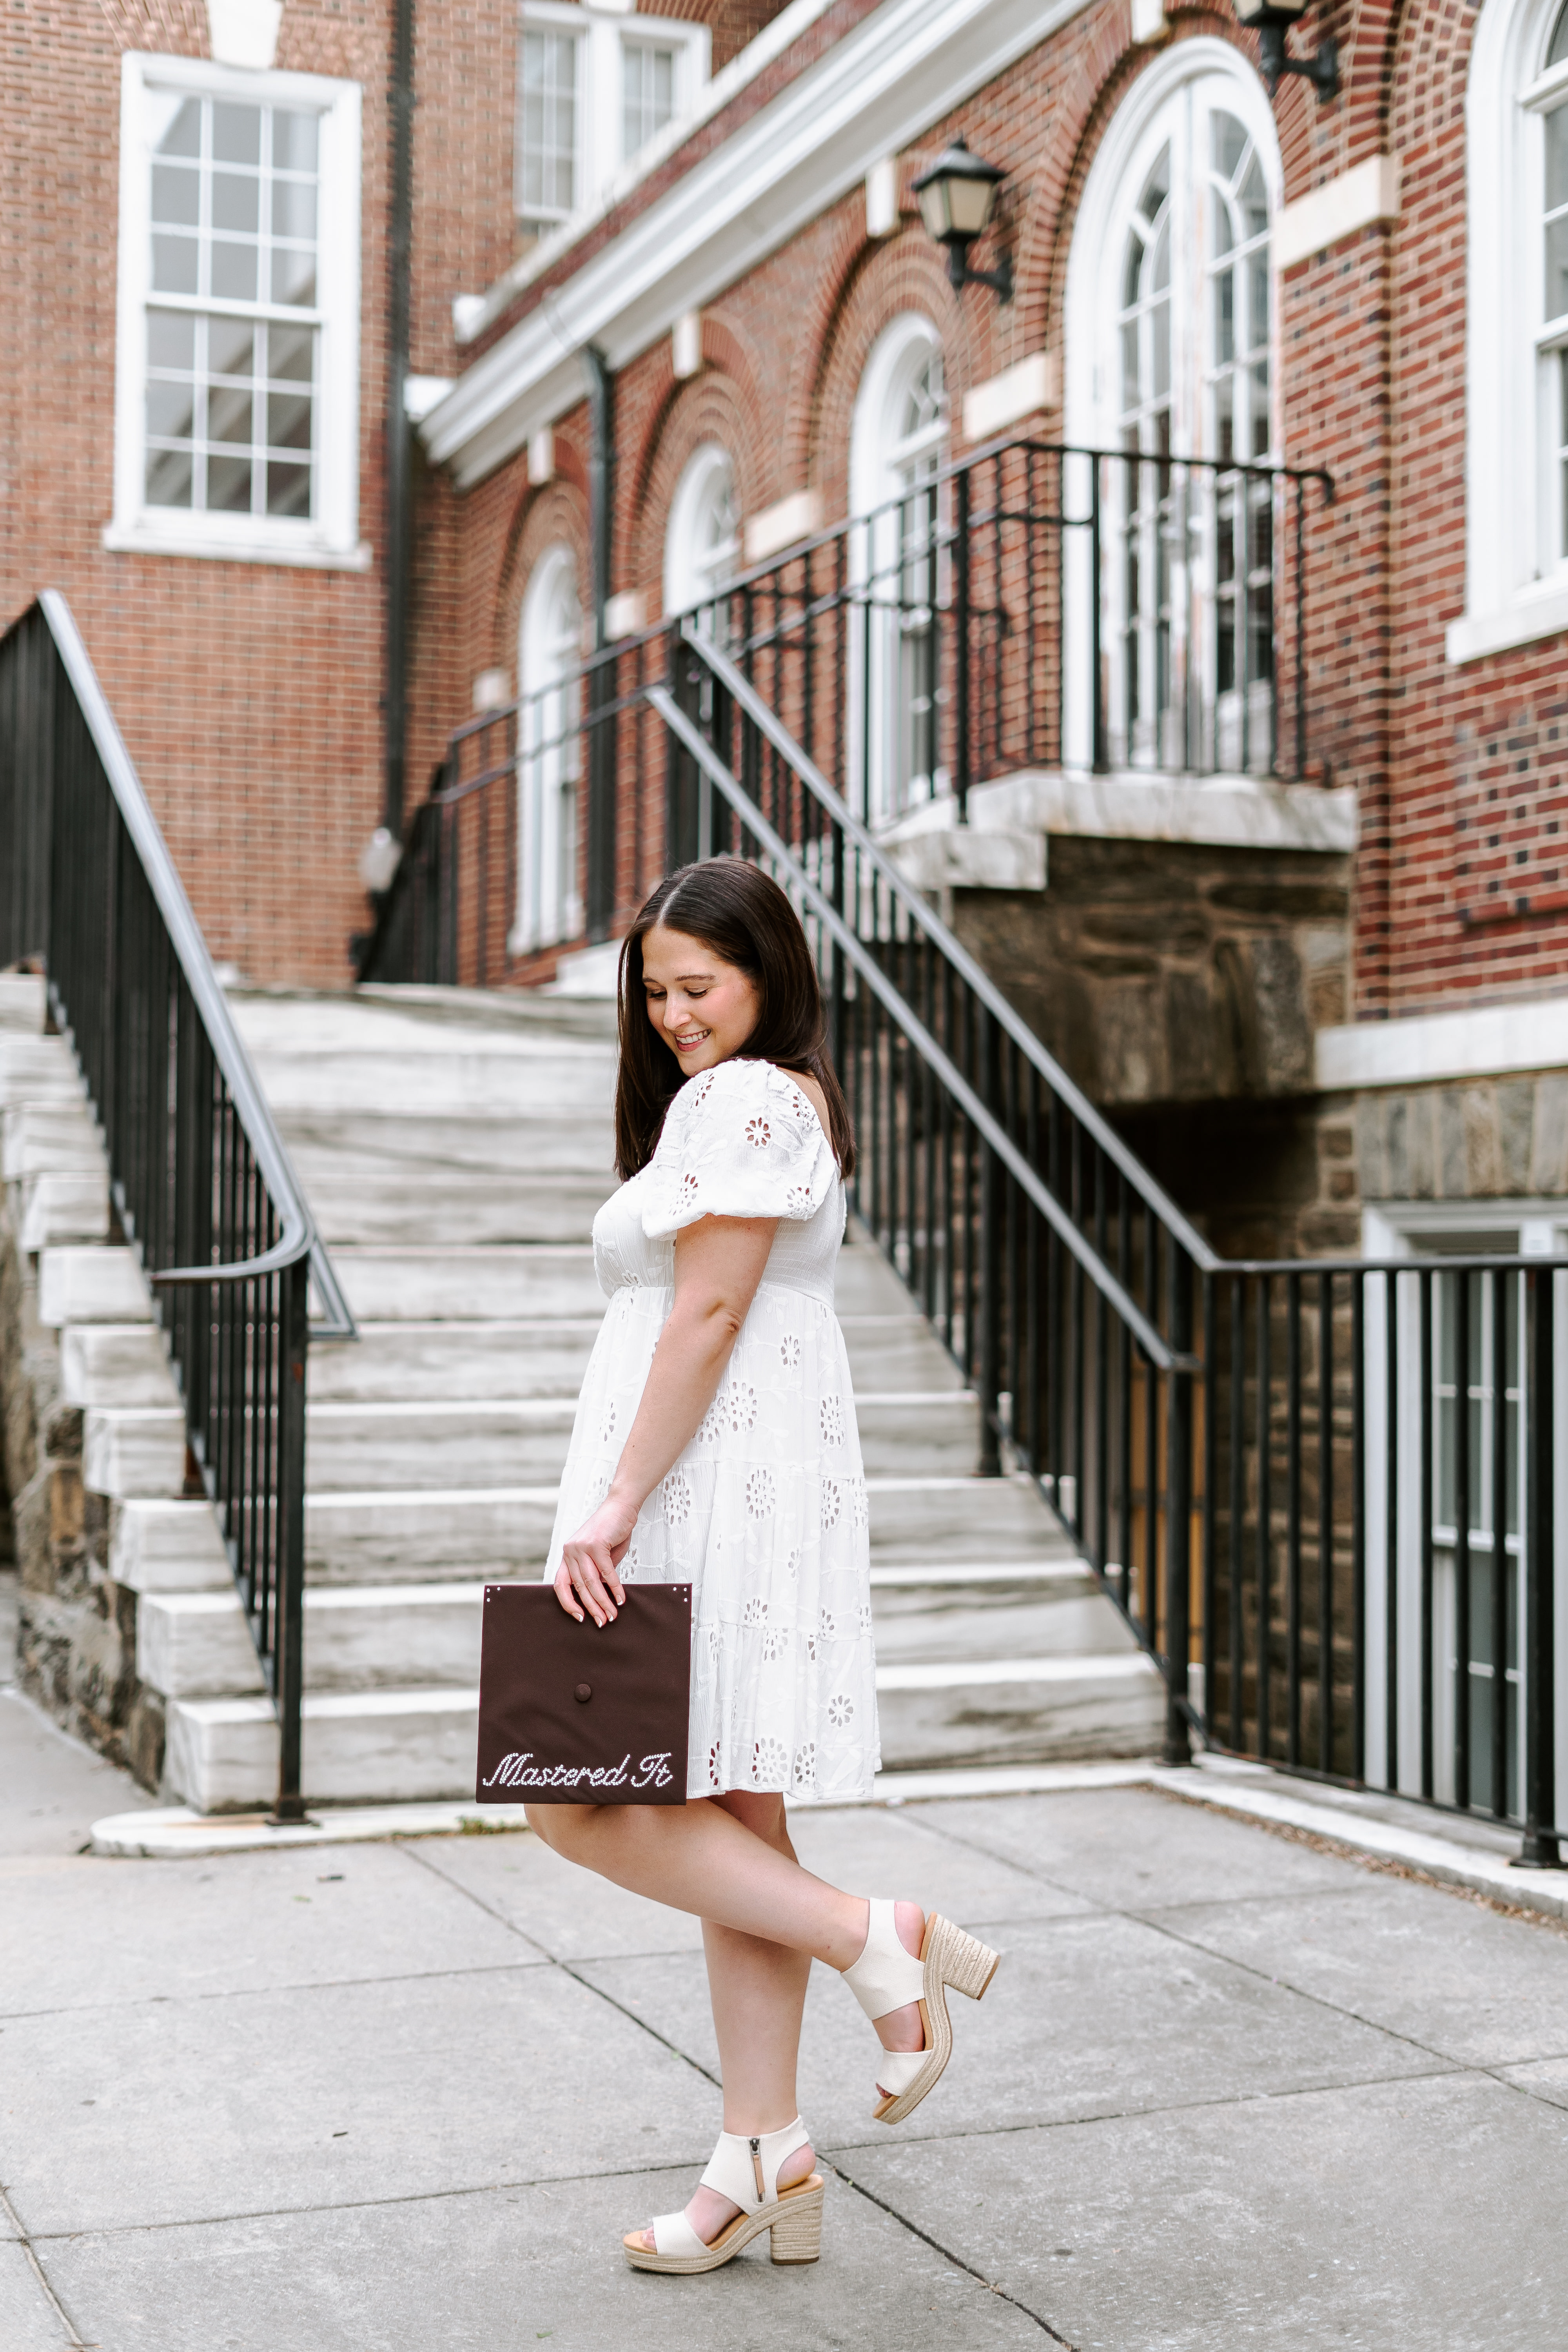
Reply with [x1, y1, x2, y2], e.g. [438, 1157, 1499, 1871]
[555, 1494, 638, 1626]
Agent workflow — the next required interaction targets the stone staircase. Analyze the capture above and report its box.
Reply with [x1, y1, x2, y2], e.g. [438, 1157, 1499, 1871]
[2, 973, 1163, 1812]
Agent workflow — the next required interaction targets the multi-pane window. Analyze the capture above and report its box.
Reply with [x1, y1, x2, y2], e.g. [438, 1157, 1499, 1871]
[1543, 11, 1568, 557]
[518, 30, 580, 230]
[515, 7, 707, 238]
[1096, 74, 1277, 773]
[622, 42, 676, 162]
[144, 95, 321, 520]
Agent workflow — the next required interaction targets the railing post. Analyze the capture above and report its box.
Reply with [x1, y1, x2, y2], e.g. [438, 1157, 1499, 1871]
[271, 1252, 310, 1825]
[1090, 457, 1109, 776]
[978, 1012, 1002, 1475]
[1516, 1263, 1561, 1868]
[954, 464, 972, 825]
[1164, 1247, 1194, 1764]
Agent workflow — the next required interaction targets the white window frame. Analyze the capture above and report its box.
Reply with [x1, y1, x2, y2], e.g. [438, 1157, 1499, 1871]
[106, 51, 367, 571]
[1360, 1198, 1568, 1826]
[1062, 38, 1281, 775]
[848, 311, 948, 827]
[1450, 0, 1568, 662]
[515, 3, 708, 236]
[513, 542, 584, 955]
[663, 441, 740, 623]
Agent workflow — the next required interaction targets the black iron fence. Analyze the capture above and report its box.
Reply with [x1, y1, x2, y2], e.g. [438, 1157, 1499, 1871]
[358, 434, 1332, 988]
[356, 438, 1566, 1866]
[661, 622, 1565, 1868]
[0, 593, 354, 1819]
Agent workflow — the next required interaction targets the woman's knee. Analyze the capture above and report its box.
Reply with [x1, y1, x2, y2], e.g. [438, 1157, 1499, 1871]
[525, 1801, 594, 1853]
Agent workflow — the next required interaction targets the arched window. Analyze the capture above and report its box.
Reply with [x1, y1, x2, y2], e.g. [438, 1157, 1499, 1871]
[1065, 44, 1280, 773]
[514, 543, 582, 954]
[849, 313, 947, 824]
[663, 441, 740, 628]
[1454, 0, 1568, 658]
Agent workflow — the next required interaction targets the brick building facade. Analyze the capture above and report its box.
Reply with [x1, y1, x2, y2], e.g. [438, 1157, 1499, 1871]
[6, 0, 1568, 1253]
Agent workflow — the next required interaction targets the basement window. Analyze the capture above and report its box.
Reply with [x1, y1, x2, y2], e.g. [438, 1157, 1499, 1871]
[515, 4, 709, 244]
[107, 54, 368, 571]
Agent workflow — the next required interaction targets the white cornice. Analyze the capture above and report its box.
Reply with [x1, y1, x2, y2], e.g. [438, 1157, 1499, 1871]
[420, 0, 1083, 489]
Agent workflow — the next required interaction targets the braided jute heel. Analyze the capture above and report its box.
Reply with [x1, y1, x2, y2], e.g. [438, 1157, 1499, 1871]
[622, 2116, 824, 2274]
[842, 1901, 1002, 2125]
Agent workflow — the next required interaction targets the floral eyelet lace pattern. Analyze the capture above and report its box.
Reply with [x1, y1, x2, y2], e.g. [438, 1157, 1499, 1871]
[548, 1056, 878, 1803]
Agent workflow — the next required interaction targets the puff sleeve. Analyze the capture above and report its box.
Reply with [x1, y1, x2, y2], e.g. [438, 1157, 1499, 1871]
[641, 1059, 838, 1240]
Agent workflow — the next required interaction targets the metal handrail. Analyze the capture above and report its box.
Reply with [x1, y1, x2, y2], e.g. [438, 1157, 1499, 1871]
[651, 685, 1185, 1368]
[38, 593, 355, 1335]
[683, 622, 1218, 1274]
[1, 592, 359, 1822]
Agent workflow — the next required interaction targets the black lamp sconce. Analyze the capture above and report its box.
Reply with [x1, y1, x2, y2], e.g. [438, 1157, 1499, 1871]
[1232, 0, 1339, 101]
[913, 138, 1014, 301]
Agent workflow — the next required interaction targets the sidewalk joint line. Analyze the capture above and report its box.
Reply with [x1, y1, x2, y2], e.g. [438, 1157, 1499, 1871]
[824, 2156, 1077, 2345]
[1, 2183, 95, 2348]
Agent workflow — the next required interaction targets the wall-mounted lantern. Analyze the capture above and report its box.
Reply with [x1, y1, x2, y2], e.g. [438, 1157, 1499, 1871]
[913, 137, 1013, 301]
[1232, 0, 1339, 101]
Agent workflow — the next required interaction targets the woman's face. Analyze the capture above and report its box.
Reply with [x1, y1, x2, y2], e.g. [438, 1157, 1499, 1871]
[641, 923, 761, 1076]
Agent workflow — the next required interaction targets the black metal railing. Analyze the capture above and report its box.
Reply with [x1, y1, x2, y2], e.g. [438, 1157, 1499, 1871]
[357, 433, 1332, 988]
[660, 621, 1564, 1868]
[0, 593, 355, 1819]
[356, 439, 1566, 1867]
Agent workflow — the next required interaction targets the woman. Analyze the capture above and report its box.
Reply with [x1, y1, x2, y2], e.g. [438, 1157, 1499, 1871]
[527, 857, 1000, 2276]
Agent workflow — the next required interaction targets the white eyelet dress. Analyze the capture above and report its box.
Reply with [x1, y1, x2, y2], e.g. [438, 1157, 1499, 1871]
[543, 1057, 880, 1803]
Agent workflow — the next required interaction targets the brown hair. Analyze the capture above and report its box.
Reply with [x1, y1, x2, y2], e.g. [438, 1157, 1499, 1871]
[613, 857, 856, 1182]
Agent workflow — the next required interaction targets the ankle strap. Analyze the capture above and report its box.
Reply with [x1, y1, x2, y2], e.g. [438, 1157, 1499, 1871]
[701, 2116, 811, 2213]
[842, 1898, 926, 2023]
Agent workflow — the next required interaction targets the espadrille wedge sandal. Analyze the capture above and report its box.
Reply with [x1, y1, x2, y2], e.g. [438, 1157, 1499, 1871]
[622, 2117, 824, 2274]
[842, 1901, 1002, 2125]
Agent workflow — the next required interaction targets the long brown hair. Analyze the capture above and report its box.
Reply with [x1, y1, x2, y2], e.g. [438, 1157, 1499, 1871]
[613, 857, 856, 1181]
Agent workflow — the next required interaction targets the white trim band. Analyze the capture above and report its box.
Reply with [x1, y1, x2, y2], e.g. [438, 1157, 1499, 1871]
[1316, 991, 1568, 1090]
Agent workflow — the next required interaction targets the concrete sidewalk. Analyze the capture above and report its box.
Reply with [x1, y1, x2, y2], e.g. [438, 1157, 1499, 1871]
[4, 1659, 1568, 2348]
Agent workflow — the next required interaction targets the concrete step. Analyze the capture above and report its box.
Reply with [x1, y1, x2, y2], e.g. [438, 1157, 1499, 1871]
[298, 1171, 614, 1247]
[229, 983, 619, 1053]
[869, 1566, 1142, 1666]
[162, 1646, 1166, 1808]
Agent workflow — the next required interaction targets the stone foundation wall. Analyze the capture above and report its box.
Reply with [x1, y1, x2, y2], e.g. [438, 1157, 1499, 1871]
[0, 1188, 162, 1786]
[952, 838, 1352, 1112]
[1354, 1071, 1568, 1207]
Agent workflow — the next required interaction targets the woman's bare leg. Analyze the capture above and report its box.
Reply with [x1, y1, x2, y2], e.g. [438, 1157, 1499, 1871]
[528, 1793, 929, 2242]
[630, 1791, 815, 2249]
[525, 1791, 869, 1964]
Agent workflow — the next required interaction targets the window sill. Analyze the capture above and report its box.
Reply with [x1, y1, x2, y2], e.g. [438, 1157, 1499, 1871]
[102, 519, 374, 573]
[1445, 580, 1568, 664]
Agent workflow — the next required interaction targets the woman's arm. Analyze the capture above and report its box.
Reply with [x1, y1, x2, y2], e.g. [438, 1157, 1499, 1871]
[555, 1211, 778, 1624]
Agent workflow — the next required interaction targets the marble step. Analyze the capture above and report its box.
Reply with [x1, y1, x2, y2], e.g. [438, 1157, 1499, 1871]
[332, 1247, 609, 1323]
[20, 1168, 111, 1249]
[2, 1102, 106, 1181]
[162, 1643, 1166, 1809]
[38, 1247, 154, 1327]
[295, 1171, 615, 1247]
[247, 1047, 618, 1119]
[230, 984, 619, 1052]
[276, 1111, 617, 1180]
[298, 1470, 1061, 1584]
[0, 972, 46, 1030]
[139, 1561, 1119, 1701]
[0, 1037, 86, 1105]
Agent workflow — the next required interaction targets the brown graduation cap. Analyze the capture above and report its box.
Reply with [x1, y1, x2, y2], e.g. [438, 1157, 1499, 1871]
[474, 1583, 692, 1806]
